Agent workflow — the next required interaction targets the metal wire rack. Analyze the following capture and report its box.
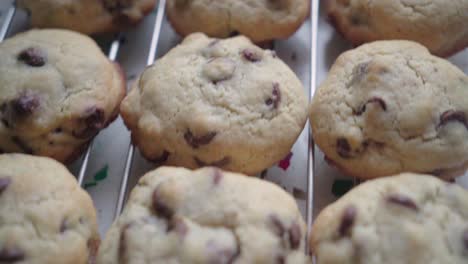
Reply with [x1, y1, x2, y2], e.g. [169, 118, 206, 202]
[0, 0, 320, 252]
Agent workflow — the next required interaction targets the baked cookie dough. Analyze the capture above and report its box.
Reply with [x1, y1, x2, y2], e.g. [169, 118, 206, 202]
[17, 0, 157, 35]
[121, 33, 308, 175]
[326, 0, 468, 57]
[166, 0, 310, 43]
[97, 166, 310, 264]
[0, 154, 99, 264]
[311, 173, 468, 264]
[310, 40, 468, 180]
[0, 29, 125, 163]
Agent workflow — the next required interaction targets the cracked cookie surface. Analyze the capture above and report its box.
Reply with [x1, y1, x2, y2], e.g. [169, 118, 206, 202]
[310, 40, 468, 180]
[120, 33, 308, 175]
[166, 0, 310, 43]
[97, 166, 310, 264]
[0, 29, 125, 163]
[326, 0, 468, 57]
[311, 173, 468, 264]
[17, 0, 157, 35]
[0, 154, 99, 264]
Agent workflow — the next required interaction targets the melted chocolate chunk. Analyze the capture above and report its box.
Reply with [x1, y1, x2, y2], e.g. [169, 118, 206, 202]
[242, 49, 262, 62]
[0, 247, 25, 262]
[387, 194, 419, 211]
[0, 177, 11, 195]
[152, 189, 174, 220]
[18, 47, 46, 67]
[149, 150, 170, 164]
[11, 94, 40, 116]
[276, 256, 285, 264]
[229, 31, 240, 37]
[355, 97, 387, 115]
[265, 83, 281, 109]
[60, 219, 68, 233]
[73, 107, 105, 139]
[11, 136, 33, 154]
[270, 214, 285, 236]
[336, 138, 351, 159]
[348, 62, 370, 87]
[288, 222, 301, 249]
[339, 206, 356, 236]
[438, 110, 467, 129]
[194, 156, 231, 168]
[184, 130, 217, 149]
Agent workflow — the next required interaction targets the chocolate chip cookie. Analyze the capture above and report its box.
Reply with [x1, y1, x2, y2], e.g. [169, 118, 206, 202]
[17, 0, 157, 35]
[0, 153, 99, 264]
[120, 33, 308, 175]
[0, 29, 125, 163]
[166, 0, 310, 43]
[310, 40, 468, 180]
[97, 166, 310, 264]
[311, 173, 468, 264]
[326, 0, 468, 57]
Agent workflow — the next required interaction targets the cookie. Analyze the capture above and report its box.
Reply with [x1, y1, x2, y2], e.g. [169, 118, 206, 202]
[17, 0, 157, 35]
[120, 33, 308, 175]
[326, 0, 468, 57]
[97, 166, 310, 264]
[309, 40, 468, 180]
[0, 153, 99, 264]
[166, 0, 310, 43]
[310, 173, 468, 264]
[0, 29, 125, 163]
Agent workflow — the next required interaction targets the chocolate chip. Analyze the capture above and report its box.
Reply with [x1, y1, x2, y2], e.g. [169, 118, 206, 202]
[11, 136, 33, 154]
[355, 97, 387, 115]
[339, 206, 356, 236]
[288, 222, 301, 249]
[276, 256, 285, 264]
[463, 229, 468, 250]
[73, 107, 105, 139]
[438, 110, 467, 129]
[387, 194, 419, 211]
[229, 31, 240, 37]
[53, 127, 62, 133]
[11, 94, 40, 116]
[336, 138, 351, 159]
[60, 219, 68, 233]
[168, 217, 188, 237]
[184, 130, 217, 149]
[269, 214, 285, 236]
[242, 49, 262, 62]
[149, 150, 170, 164]
[0, 247, 25, 262]
[194, 156, 231, 168]
[213, 168, 223, 185]
[265, 83, 281, 109]
[152, 188, 174, 220]
[18, 47, 46, 67]
[0, 177, 11, 195]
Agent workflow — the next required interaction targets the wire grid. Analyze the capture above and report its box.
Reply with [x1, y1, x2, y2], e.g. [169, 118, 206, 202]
[0, 0, 320, 252]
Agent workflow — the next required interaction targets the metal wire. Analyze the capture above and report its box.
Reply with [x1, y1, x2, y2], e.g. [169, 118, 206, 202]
[0, 6, 15, 41]
[115, 0, 167, 218]
[78, 37, 122, 186]
[306, 0, 320, 255]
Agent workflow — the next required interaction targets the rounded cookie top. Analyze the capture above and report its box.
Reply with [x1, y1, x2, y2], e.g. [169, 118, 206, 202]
[310, 40, 468, 179]
[0, 29, 125, 163]
[0, 154, 99, 264]
[97, 166, 310, 264]
[121, 33, 308, 175]
[17, 0, 157, 35]
[166, 0, 310, 43]
[311, 173, 468, 264]
[326, 0, 468, 57]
